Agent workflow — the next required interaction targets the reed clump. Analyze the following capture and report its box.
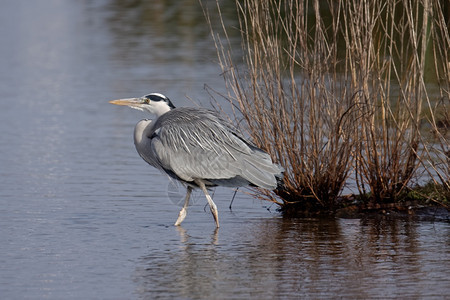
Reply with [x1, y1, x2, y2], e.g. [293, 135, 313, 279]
[207, 0, 449, 214]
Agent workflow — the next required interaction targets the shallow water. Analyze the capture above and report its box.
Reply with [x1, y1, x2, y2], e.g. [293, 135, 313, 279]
[0, 1, 449, 299]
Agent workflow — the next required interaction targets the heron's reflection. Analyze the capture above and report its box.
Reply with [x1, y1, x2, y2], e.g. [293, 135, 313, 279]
[133, 216, 438, 299]
[134, 226, 221, 299]
[175, 225, 219, 245]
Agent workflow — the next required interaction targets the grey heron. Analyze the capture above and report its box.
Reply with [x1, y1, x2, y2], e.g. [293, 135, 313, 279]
[110, 93, 283, 227]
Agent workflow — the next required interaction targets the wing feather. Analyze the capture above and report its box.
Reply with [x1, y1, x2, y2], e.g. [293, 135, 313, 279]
[148, 107, 281, 188]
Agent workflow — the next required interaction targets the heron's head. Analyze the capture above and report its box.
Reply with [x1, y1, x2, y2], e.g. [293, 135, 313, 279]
[109, 93, 176, 117]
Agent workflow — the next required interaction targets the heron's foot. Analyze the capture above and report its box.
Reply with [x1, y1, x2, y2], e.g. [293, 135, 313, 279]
[174, 207, 187, 226]
[194, 179, 220, 228]
[210, 204, 220, 228]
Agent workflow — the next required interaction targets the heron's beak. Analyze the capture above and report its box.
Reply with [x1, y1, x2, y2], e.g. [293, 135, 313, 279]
[109, 98, 143, 108]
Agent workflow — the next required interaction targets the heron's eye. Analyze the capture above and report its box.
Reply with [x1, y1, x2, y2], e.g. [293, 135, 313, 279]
[143, 98, 150, 104]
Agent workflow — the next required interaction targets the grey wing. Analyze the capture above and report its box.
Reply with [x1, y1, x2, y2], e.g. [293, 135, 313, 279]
[150, 108, 281, 189]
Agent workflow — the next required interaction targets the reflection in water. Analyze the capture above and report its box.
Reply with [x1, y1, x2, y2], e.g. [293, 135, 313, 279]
[176, 225, 219, 245]
[135, 226, 220, 298]
[103, 0, 240, 99]
[134, 217, 449, 299]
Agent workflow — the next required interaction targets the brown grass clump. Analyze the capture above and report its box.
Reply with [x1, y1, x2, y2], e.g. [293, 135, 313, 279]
[205, 0, 449, 213]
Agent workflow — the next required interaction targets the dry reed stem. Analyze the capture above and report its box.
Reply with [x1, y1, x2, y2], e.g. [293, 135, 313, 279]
[205, 0, 449, 209]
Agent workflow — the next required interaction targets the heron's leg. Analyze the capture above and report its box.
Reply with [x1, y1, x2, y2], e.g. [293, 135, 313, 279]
[195, 180, 219, 228]
[174, 186, 192, 226]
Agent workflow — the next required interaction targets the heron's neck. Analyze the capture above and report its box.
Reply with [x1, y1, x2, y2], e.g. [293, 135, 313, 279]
[134, 119, 153, 146]
[147, 103, 172, 117]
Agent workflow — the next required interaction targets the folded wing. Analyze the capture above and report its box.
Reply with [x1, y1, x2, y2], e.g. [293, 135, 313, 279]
[148, 108, 282, 190]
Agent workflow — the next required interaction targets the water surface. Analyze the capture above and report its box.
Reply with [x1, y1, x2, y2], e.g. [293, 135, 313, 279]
[0, 1, 448, 299]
